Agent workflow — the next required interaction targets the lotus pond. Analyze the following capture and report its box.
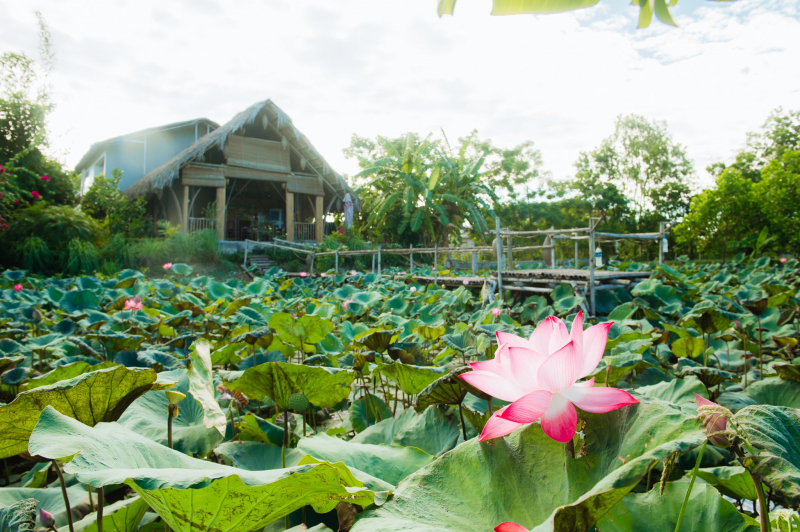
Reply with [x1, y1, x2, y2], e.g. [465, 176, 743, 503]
[0, 257, 799, 532]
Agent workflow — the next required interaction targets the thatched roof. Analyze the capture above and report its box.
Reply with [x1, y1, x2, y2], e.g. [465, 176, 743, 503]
[75, 118, 219, 173]
[123, 99, 359, 210]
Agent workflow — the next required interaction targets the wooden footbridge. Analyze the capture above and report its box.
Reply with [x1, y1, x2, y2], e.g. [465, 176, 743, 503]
[243, 218, 669, 316]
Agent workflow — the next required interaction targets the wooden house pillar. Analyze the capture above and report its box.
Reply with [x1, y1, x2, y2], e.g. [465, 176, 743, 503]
[182, 185, 190, 234]
[216, 186, 225, 241]
[286, 192, 295, 241]
[315, 195, 324, 243]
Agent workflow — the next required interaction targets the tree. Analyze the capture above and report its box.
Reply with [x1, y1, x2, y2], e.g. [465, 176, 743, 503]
[754, 150, 800, 254]
[571, 114, 694, 229]
[348, 132, 499, 247]
[82, 169, 150, 238]
[673, 166, 761, 260]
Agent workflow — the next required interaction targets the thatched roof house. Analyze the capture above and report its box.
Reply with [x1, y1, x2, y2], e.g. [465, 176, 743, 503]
[77, 99, 359, 243]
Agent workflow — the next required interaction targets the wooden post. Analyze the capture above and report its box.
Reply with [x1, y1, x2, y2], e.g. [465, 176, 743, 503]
[215, 186, 225, 241]
[371, 253, 375, 273]
[471, 252, 478, 275]
[410, 244, 413, 274]
[182, 185, 189, 234]
[285, 192, 295, 242]
[335, 250, 339, 274]
[310, 255, 315, 275]
[315, 195, 324, 243]
[589, 218, 598, 316]
[658, 222, 666, 265]
[495, 217, 503, 301]
[550, 226, 556, 269]
[506, 234, 513, 269]
[434, 243, 438, 285]
[377, 245, 381, 277]
[574, 232, 579, 268]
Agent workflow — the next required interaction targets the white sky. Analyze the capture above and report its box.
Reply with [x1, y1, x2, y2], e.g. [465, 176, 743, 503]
[3, 0, 800, 190]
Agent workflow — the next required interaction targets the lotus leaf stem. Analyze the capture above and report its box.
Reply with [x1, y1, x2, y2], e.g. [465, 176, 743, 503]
[96, 487, 104, 532]
[52, 459, 75, 532]
[748, 470, 771, 532]
[756, 316, 763, 380]
[458, 403, 468, 442]
[674, 439, 706, 532]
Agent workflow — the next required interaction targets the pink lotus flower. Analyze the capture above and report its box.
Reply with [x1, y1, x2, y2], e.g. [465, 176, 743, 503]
[400, 271, 406, 275]
[780, 257, 788, 264]
[321, 272, 327, 278]
[460, 313, 638, 443]
[300, 272, 307, 278]
[343, 300, 353, 310]
[491, 307, 502, 316]
[695, 394, 730, 448]
[495, 523, 527, 532]
[13, 284, 22, 292]
[124, 296, 143, 311]
[350, 270, 358, 276]
[163, 263, 173, 270]
[463, 279, 469, 285]
[30, 191, 40, 199]
[409, 286, 417, 292]
[41, 175, 50, 182]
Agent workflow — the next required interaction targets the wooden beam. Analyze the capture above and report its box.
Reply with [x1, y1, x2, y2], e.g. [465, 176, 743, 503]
[286, 191, 295, 241]
[315, 195, 324, 243]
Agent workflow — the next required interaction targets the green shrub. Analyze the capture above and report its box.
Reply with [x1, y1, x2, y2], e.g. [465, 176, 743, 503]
[64, 238, 99, 275]
[100, 234, 136, 270]
[7, 203, 100, 250]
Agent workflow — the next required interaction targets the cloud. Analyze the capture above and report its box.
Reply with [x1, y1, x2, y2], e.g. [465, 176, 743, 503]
[1, 0, 798, 192]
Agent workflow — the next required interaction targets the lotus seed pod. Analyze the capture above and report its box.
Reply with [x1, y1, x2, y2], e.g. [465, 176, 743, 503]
[166, 391, 186, 405]
[288, 393, 309, 412]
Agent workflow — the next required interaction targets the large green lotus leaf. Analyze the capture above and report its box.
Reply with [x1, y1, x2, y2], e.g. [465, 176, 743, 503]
[352, 406, 459, 456]
[0, 339, 24, 356]
[718, 377, 800, 412]
[0, 487, 89, 529]
[774, 363, 800, 383]
[380, 363, 447, 396]
[187, 341, 226, 436]
[696, 466, 760, 501]
[298, 433, 435, 486]
[351, 397, 705, 532]
[228, 362, 354, 410]
[0, 498, 36, 532]
[0, 356, 24, 376]
[118, 370, 223, 456]
[25, 334, 65, 351]
[29, 407, 380, 532]
[350, 394, 394, 433]
[415, 367, 468, 411]
[734, 405, 800, 508]
[60, 290, 100, 313]
[215, 441, 305, 470]
[595, 483, 758, 532]
[63, 497, 150, 532]
[215, 441, 395, 501]
[635, 376, 706, 409]
[0, 366, 173, 459]
[20, 361, 118, 391]
[268, 313, 333, 348]
[235, 413, 298, 447]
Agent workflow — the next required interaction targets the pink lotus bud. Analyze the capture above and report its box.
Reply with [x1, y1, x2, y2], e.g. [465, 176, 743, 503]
[491, 307, 502, 316]
[409, 286, 416, 292]
[13, 284, 22, 292]
[321, 273, 327, 277]
[780, 257, 788, 264]
[39, 507, 55, 528]
[343, 300, 353, 310]
[462, 279, 469, 285]
[300, 272, 307, 278]
[695, 394, 730, 448]
[163, 262, 173, 270]
[495, 523, 527, 532]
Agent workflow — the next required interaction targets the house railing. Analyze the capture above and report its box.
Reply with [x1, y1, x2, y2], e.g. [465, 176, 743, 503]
[188, 217, 215, 233]
[294, 222, 316, 242]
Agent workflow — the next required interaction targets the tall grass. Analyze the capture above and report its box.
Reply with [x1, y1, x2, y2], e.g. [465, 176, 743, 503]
[19, 237, 51, 274]
[64, 239, 99, 275]
[129, 229, 220, 271]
